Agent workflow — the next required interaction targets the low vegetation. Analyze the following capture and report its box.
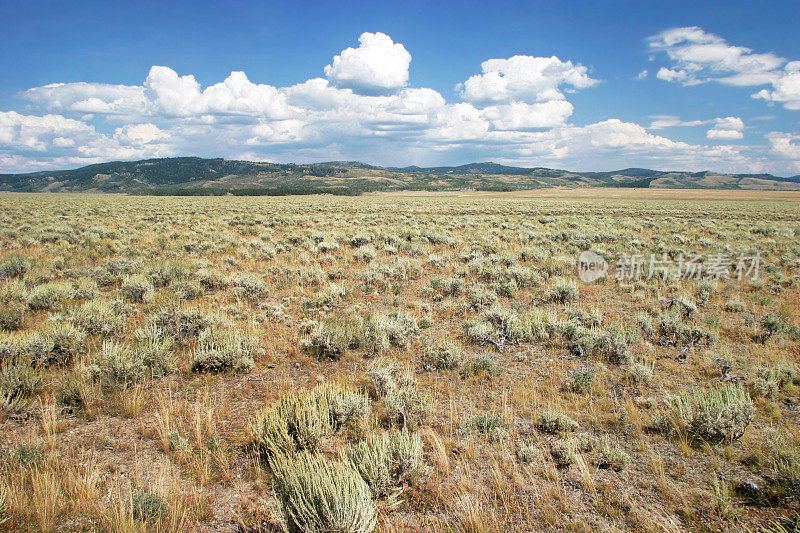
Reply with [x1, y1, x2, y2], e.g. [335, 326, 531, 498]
[0, 190, 797, 532]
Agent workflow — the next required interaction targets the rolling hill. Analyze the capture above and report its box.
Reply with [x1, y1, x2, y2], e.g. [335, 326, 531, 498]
[1, 157, 798, 194]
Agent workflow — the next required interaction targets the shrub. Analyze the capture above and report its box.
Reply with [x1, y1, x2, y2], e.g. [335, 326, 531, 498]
[121, 274, 153, 302]
[316, 283, 348, 307]
[564, 366, 595, 393]
[33, 323, 86, 366]
[343, 431, 425, 501]
[383, 385, 431, 430]
[315, 382, 369, 430]
[367, 358, 415, 398]
[657, 385, 753, 444]
[26, 281, 75, 311]
[378, 312, 419, 349]
[537, 411, 578, 434]
[467, 286, 497, 310]
[72, 299, 127, 336]
[170, 280, 204, 301]
[0, 301, 25, 331]
[232, 273, 269, 301]
[464, 305, 532, 347]
[146, 260, 188, 288]
[270, 452, 377, 533]
[97, 341, 147, 389]
[655, 311, 717, 348]
[73, 277, 98, 300]
[461, 356, 502, 378]
[438, 277, 464, 297]
[421, 337, 464, 371]
[547, 277, 579, 303]
[750, 363, 797, 398]
[0, 255, 30, 280]
[0, 360, 40, 400]
[194, 267, 227, 291]
[190, 328, 258, 373]
[303, 315, 363, 359]
[591, 436, 630, 471]
[724, 298, 744, 312]
[132, 490, 168, 522]
[148, 304, 213, 344]
[248, 390, 331, 458]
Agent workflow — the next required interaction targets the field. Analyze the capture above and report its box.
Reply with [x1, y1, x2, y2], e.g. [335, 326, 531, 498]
[0, 189, 799, 532]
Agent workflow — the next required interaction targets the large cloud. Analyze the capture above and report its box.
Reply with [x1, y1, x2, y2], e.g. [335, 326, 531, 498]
[0, 111, 171, 168]
[324, 32, 411, 95]
[766, 132, 800, 173]
[457, 55, 597, 106]
[22, 67, 291, 120]
[649, 27, 783, 87]
[23, 82, 147, 116]
[649, 26, 800, 111]
[752, 62, 800, 110]
[0, 111, 97, 152]
[3, 31, 796, 175]
[707, 116, 744, 140]
[113, 123, 169, 146]
[481, 101, 574, 130]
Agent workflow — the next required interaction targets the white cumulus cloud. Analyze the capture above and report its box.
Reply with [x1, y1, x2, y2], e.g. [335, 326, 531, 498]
[481, 100, 574, 130]
[752, 62, 800, 110]
[707, 116, 745, 140]
[2, 31, 797, 176]
[766, 132, 800, 172]
[113, 123, 168, 145]
[0, 111, 98, 152]
[457, 55, 598, 106]
[324, 32, 411, 95]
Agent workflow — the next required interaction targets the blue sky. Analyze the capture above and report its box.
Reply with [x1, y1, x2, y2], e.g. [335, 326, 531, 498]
[1, 0, 799, 175]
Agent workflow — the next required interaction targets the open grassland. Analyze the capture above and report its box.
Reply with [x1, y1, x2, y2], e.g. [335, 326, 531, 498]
[0, 190, 798, 532]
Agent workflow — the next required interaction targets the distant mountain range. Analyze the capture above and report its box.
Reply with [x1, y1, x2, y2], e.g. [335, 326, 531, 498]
[1, 157, 799, 194]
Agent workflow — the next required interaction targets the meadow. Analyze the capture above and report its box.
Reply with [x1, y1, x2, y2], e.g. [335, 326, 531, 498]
[0, 190, 798, 532]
